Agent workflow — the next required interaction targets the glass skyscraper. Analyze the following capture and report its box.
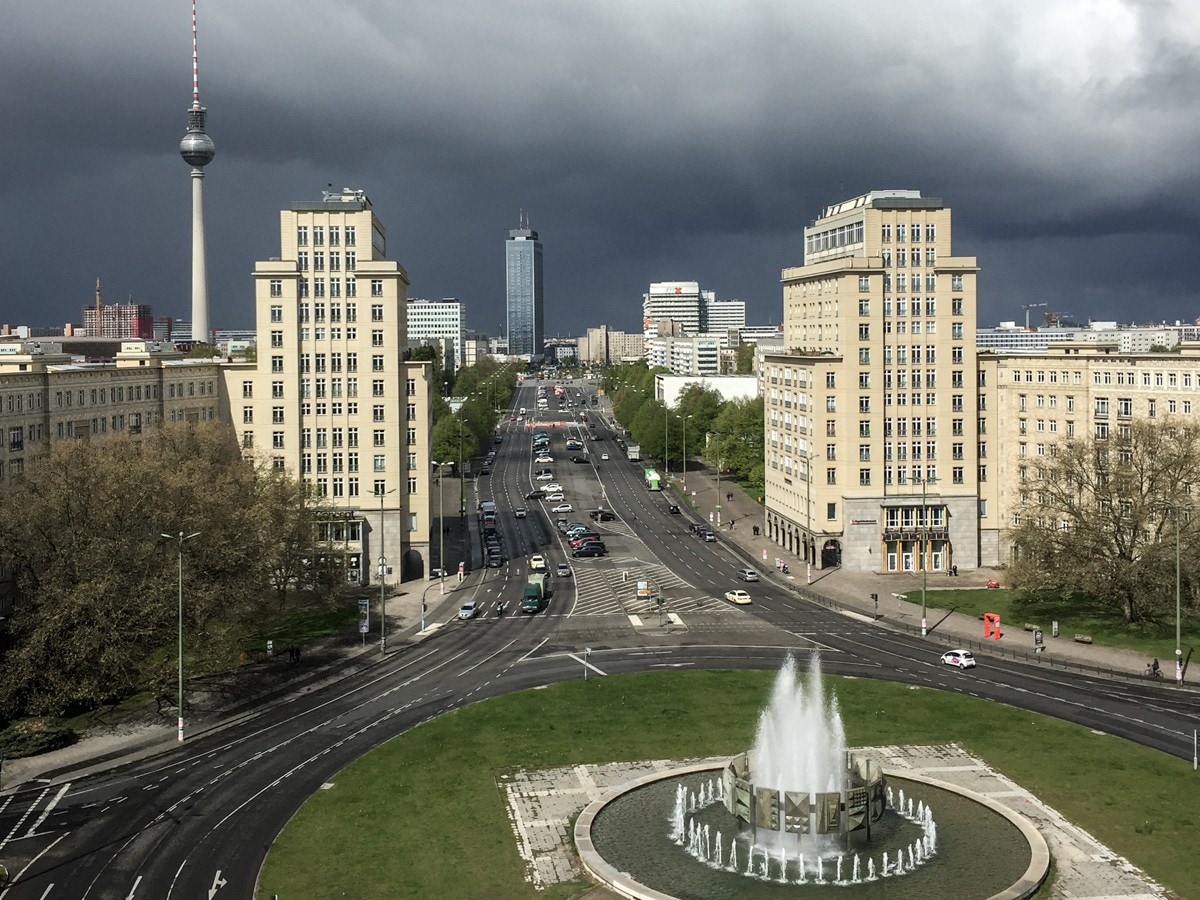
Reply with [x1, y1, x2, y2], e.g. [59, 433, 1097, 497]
[505, 213, 543, 360]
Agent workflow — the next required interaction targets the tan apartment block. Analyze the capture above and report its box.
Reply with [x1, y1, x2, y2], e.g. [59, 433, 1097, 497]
[229, 189, 431, 584]
[765, 190, 982, 574]
[979, 341, 1200, 565]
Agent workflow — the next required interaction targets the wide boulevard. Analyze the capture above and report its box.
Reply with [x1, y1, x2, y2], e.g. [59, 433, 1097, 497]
[0, 379, 1197, 899]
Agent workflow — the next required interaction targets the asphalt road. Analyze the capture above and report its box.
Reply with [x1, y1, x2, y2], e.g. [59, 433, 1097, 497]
[0, 378, 1197, 899]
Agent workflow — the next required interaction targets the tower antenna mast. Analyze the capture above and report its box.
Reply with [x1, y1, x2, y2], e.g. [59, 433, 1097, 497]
[180, 0, 216, 346]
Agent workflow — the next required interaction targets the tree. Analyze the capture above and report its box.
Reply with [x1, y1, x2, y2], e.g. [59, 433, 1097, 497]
[733, 342, 756, 375]
[431, 415, 479, 474]
[0, 423, 319, 717]
[1008, 419, 1200, 624]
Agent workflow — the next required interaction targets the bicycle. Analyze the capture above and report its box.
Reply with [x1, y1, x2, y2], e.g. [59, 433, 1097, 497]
[1143, 665, 1163, 680]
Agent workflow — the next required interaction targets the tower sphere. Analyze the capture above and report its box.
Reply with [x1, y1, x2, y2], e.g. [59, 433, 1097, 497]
[180, 130, 215, 168]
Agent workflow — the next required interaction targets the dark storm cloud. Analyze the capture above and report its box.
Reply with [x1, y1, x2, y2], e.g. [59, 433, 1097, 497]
[3, 0, 1200, 335]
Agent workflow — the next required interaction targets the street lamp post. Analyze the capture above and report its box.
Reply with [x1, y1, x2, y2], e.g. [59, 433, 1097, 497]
[433, 460, 447, 598]
[916, 473, 938, 638]
[1159, 502, 1187, 685]
[663, 406, 669, 479]
[376, 487, 396, 654]
[162, 530, 201, 743]
[682, 414, 693, 493]
[458, 418, 466, 517]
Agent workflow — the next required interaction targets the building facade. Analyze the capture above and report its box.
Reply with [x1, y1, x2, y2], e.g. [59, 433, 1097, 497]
[764, 190, 981, 574]
[407, 298, 464, 374]
[506, 213, 544, 360]
[231, 189, 432, 584]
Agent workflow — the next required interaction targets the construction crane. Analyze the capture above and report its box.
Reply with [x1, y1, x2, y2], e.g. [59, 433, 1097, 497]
[1022, 303, 1048, 329]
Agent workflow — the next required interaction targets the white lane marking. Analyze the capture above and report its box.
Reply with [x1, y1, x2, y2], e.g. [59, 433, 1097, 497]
[25, 783, 71, 838]
[125, 876, 142, 898]
[0, 786, 49, 851]
[517, 637, 548, 663]
[458, 638, 518, 677]
[0, 832, 67, 900]
[628, 615, 643, 627]
[207, 869, 226, 898]
[566, 653, 607, 677]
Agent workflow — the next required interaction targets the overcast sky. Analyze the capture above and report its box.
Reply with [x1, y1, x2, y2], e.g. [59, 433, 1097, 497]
[3, 1, 1200, 337]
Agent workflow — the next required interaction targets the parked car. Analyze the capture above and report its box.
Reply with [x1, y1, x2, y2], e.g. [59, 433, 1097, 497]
[545, 492, 565, 501]
[458, 600, 480, 619]
[486, 554, 503, 568]
[724, 589, 752, 605]
[572, 545, 605, 558]
[429, 567, 447, 579]
[514, 508, 528, 518]
[590, 510, 616, 522]
[543, 482, 563, 492]
[536, 472, 555, 480]
[736, 568, 759, 582]
[569, 534, 601, 547]
[552, 503, 574, 513]
[941, 649, 977, 669]
[556, 563, 572, 577]
[525, 490, 545, 500]
[535, 455, 554, 464]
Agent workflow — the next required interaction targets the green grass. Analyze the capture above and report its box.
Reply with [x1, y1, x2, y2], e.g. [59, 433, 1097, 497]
[924, 587, 1200, 661]
[257, 671, 1199, 900]
[244, 602, 360, 651]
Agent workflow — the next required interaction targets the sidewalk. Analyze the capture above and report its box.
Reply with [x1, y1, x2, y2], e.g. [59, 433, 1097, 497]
[666, 462, 1171, 683]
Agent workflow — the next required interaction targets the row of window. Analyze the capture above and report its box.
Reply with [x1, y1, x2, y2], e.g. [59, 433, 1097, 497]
[880, 248, 937, 267]
[300, 477, 419, 501]
[296, 225, 356, 248]
[295, 250, 357, 272]
[881, 223, 937, 243]
[3, 393, 42, 413]
[805, 220, 865, 256]
[250, 426, 419, 452]
[776, 457, 981, 488]
[270, 302, 366, 324]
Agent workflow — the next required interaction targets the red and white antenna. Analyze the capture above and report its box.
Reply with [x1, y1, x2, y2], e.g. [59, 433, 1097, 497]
[191, 0, 201, 109]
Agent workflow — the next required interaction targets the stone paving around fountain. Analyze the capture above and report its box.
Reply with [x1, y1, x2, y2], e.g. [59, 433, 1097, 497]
[499, 745, 1169, 899]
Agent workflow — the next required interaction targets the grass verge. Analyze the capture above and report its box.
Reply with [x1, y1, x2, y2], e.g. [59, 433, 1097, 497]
[924, 587, 1200, 662]
[257, 671, 1198, 899]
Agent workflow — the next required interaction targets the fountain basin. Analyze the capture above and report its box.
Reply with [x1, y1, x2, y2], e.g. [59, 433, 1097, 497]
[575, 762, 1049, 900]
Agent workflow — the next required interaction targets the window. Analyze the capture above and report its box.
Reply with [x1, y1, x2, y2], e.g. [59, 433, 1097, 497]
[952, 274, 964, 291]
[374, 454, 386, 472]
[859, 469, 871, 486]
[345, 225, 356, 246]
[371, 279, 384, 297]
[827, 502, 837, 520]
[858, 275, 871, 292]
[269, 280, 282, 298]
[373, 405, 385, 422]
[826, 468, 837, 485]
[373, 429, 385, 447]
[406, 403, 417, 421]
[952, 466, 964, 485]
[297, 226, 308, 246]
[272, 431, 285, 449]
[371, 330, 384, 347]
[372, 379, 385, 397]
[858, 324, 870, 340]
[271, 355, 284, 373]
[242, 407, 253, 424]
[859, 299, 870, 316]
[371, 304, 384, 322]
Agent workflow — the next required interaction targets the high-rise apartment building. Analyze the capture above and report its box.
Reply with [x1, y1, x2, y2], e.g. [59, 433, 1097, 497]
[505, 213, 543, 360]
[407, 298, 464, 375]
[763, 190, 980, 575]
[234, 189, 432, 584]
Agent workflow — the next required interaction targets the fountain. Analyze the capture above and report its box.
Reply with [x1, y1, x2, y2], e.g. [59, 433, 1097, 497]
[574, 653, 1049, 898]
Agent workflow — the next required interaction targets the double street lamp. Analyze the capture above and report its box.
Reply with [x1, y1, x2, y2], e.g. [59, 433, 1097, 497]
[681, 414, 693, 493]
[161, 530, 201, 743]
[433, 460, 448, 599]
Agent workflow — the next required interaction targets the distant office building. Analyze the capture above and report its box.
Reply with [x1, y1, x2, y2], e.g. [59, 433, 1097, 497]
[505, 213, 544, 360]
[407, 298, 465, 373]
[642, 282, 746, 346]
[461, 331, 492, 368]
[646, 334, 722, 376]
[578, 326, 646, 366]
[976, 322, 1178, 354]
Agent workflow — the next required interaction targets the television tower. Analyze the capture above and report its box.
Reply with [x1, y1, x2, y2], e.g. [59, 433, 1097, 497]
[179, 0, 215, 344]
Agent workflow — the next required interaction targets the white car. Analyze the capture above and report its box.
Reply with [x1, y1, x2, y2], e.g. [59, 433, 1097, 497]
[724, 589, 752, 605]
[458, 600, 480, 620]
[600, 452, 610, 460]
[552, 503, 574, 513]
[536, 472, 554, 480]
[535, 455, 553, 464]
[941, 649, 977, 669]
[529, 554, 547, 571]
[544, 492, 565, 501]
[543, 482, 563, 492]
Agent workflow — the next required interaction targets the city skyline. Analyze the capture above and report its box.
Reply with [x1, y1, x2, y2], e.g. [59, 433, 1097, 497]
[3, 2, 1200, 336]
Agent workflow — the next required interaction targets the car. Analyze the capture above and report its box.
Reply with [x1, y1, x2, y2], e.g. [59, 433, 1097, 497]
[535, 455, 554, 464]
[552, 503, 574, 513]
[570, 456, 589, 463]
[600, 452, 610, 460]
[429, 567, 447, 579]
[545, 492, 565, 501]
[486, 554, 503, 568]
[543, 482, 563, 492]
[566, 524, 591, 536]
[514, 508, 528, 518]
[700, 529, 717, 542]
[941, 649, 977, 669]
[458, 600, 480, 619]
[573, 539, 606, 552]
[668, 504, 680, 514]
[525, 490, 545, 500]
[479, 466, 491, 475]
[556, 563, 572, 577]
[736, 568, 759, 582]
[536, 472, 554, 480]
[529, 554, 547, 571]
[569, 533, 601, 547]
[590, 510, 616, 522]
[724, 589, 753, 605]
[572, 545, 605, 558]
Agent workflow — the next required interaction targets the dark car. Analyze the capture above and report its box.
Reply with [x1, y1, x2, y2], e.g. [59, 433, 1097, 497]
[570, 456, 589, 463]
[572, 545, 605, 558]
[668, 504, 680, 514]
[573, 539, 606, 553]
[589, 510, 616, 522]
[525, 490, 545, 500]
